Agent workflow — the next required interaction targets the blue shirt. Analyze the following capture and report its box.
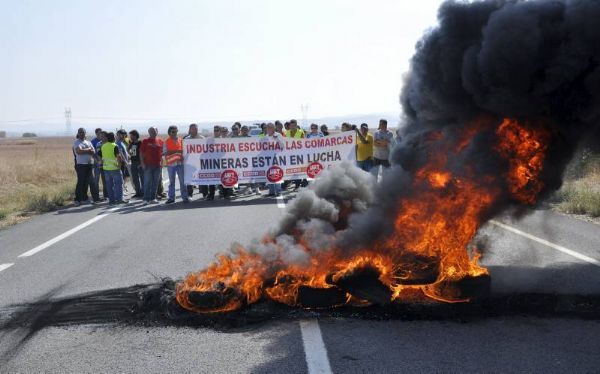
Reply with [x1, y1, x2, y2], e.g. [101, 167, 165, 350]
[116, 139, 129, 162]
[306, 131, 324, 138]
[91, 137, 100, 148]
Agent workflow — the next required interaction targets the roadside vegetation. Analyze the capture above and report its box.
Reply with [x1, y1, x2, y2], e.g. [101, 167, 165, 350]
[552, 149, 600, 218]
[0, 137, 75, 228]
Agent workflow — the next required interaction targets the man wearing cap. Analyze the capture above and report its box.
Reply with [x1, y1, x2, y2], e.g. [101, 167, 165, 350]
[355, 123, 374, 172]
[163, 125, 189, 204]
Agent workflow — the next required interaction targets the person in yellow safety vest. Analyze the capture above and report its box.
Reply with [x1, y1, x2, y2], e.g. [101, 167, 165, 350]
[163, 125, 189, 204]
[355, 123, 374, 172]
[284, 119, 305, 138]
[284, 119, 306, 190]
[99, 132, 127, 205]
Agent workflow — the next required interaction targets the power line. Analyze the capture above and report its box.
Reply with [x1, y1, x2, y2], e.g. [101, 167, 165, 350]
[0, 117, 63, 124]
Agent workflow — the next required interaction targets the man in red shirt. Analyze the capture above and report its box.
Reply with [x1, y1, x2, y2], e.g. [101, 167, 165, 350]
[140, 126, 164, 204]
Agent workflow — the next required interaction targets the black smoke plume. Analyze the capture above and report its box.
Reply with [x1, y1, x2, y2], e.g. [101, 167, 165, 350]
[334, 0, 600, 250]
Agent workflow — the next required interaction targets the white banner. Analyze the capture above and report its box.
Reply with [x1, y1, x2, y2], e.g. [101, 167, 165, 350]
[183, 132, 356, 186]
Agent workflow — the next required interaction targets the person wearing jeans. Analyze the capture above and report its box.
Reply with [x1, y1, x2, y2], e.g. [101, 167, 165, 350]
[167, 163, 187, 203]
[128, 130, 144, 198]
[143, 166, 161, 202]
[90, 128, 105, 200]
[267, 182, 282, 196]
[163, 125, 189, 204]
[99, 132, 126, 204]
[140, 126, 164, 204]
[104, 169, 123, 204]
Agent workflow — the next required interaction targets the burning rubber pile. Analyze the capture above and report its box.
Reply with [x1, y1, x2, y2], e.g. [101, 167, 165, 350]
[177, 0, 600, 314]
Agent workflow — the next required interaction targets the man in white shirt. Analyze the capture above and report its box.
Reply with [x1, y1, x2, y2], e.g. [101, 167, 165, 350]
[72, 128, 100, 206]
[372, 119, 394, 178]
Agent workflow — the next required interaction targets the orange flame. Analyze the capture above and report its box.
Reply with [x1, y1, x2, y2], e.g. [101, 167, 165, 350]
[495, 118, 549, 204]
[176, 118, 550, 313]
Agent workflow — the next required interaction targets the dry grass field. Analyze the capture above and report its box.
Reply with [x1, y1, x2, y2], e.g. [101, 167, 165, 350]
[0, 137, 75, 227]
[553, 150, 600, 218]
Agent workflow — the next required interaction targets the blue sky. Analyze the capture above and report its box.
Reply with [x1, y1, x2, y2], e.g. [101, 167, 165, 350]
[0, 0, 442, 130]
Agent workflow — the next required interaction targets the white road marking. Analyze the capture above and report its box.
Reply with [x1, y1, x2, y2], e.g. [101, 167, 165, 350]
[0, 263, 14, 273]
[18, 207, 120, 258]
[489, 219, 600, 267]
[276, 195, 286, 209]
[300, 319, 333, 374]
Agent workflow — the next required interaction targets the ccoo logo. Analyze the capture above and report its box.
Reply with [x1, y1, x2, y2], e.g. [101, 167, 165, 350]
[306, 162, 323, 179]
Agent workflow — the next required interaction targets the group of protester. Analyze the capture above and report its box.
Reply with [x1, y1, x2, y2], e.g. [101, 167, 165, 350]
[71, 118, 396, 206]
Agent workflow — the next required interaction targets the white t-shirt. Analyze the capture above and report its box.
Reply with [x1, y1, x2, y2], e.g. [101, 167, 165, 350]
[72, 139, 95, 165]
[373, 130, 394, 160]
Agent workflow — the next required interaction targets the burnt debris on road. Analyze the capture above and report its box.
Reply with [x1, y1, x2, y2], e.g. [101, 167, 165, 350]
[1, 279, 599, 338]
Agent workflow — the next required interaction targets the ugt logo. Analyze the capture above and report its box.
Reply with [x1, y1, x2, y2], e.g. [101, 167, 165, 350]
[306, 162, 324, 179]
[266, 165, 284, 183]
[220, 169, 239, 187]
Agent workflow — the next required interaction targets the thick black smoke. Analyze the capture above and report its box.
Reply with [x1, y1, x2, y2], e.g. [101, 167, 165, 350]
[278, 0, 600, 254]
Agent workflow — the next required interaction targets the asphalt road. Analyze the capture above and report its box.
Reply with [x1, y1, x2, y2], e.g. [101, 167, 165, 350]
[1, 177, 599, 373]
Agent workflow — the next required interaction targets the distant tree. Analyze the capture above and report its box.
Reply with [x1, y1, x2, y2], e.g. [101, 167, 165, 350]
[22, 132, 37, 138]
[0, 131, 6, 138]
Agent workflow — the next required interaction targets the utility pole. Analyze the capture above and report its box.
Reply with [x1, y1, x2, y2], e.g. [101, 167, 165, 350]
[300, 104, 309, 129]
[65, 107, 72, 135]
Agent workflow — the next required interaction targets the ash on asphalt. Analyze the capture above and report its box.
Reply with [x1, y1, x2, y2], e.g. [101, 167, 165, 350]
[1, 279, 599, 335]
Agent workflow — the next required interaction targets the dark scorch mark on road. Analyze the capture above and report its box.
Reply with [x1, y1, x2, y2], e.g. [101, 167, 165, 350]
[1, 279, 599, 335]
